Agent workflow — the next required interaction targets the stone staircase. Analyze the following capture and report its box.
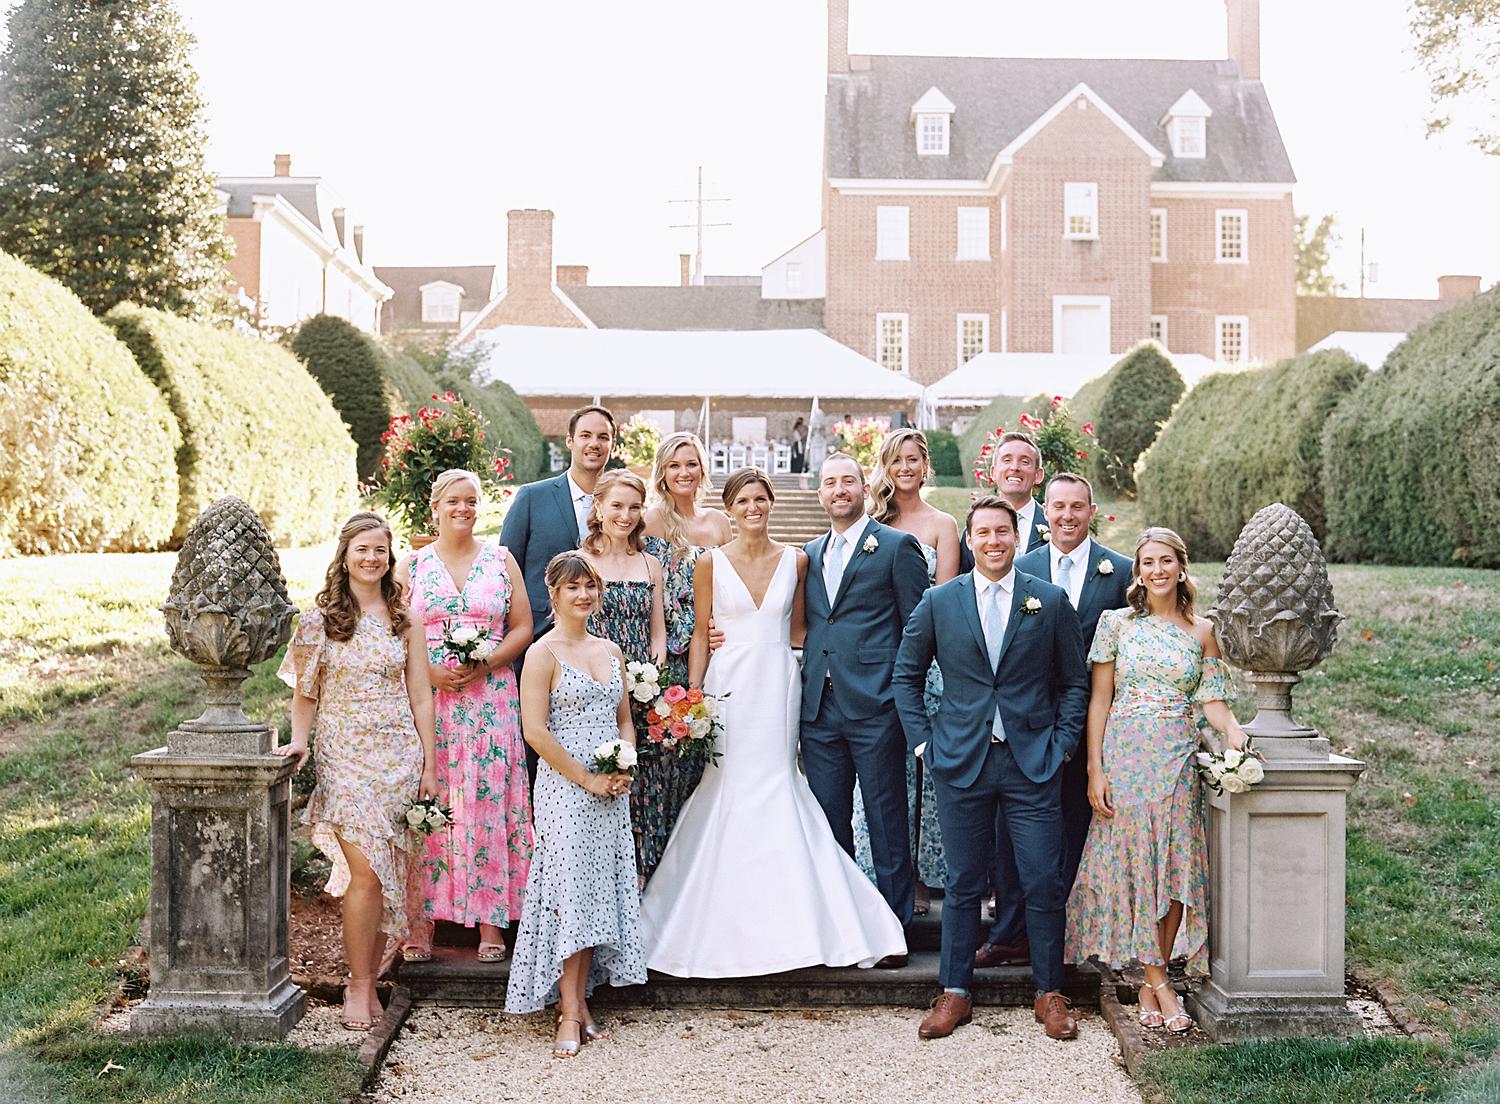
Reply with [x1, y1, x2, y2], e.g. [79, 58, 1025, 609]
[750, 474, 827, 547]
[396, 901, 1098, 1010]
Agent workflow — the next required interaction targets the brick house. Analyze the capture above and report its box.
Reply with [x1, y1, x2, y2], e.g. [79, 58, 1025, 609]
[816, 0, 1297, 386]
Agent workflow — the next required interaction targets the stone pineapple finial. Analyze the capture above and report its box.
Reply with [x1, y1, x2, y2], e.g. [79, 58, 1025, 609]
[1209, 503, 1342, 751]
[162, 496, 295, 753]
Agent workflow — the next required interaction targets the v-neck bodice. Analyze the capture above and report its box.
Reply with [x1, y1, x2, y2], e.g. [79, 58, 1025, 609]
[711, 547, 794, 646]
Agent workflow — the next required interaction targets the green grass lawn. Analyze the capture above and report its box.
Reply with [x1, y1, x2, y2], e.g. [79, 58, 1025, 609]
[3, 511, 1499, 1103]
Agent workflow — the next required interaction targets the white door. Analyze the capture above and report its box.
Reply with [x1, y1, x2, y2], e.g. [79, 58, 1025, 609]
[1053, 296, 1111, 354]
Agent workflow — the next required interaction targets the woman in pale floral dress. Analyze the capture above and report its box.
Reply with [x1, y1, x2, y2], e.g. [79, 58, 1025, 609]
[578, 469, 668, 879]
[396, 470, 534, 965]
[1065, 527, 1247, 1035]
[506, 552, 646, 1059]
[642, 433, 733, 848]
[276, 512, 439, 1032]
[852, 428, 960, 912]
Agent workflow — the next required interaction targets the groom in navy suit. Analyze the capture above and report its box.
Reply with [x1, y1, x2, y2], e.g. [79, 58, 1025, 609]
[895, 495, 1088, 1040]
[977, 473, 1133, 969]
[801, 452, 929, 940]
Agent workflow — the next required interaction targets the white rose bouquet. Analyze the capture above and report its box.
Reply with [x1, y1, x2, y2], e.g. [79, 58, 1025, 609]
[590, 739, 638, 776]
[443, 621, 497, 665]
[624, 661, 663, 704]
[1194, 742, 1266, 795]
[402, 795, 453, 836]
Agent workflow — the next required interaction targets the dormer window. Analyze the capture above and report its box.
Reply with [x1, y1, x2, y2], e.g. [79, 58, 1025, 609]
[1162, 89, 1212, 160]
[910, 86, 956, 157]
[420, 280, 463, 324]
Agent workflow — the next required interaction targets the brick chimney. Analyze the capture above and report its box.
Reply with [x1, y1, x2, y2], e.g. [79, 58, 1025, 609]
[273, 153, 292, 177]
[556, 264, 589, 286]
[1438, 274, 1481, 300]
[507, 209, 555, 292]
[680, 253, 692, 287]
[1225, 0, 1260, 80]
[828, 0, 848, 75]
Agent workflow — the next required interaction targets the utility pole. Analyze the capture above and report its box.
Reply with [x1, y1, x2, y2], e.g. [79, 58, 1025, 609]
[1359, 228, 1365, 298]
[668, 165, 731, 285]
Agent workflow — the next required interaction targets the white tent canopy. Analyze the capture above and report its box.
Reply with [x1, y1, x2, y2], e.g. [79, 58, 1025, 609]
[1307, 331, 1405, 370]
[470, 325, 925, 402]
[928, 350, 1220, 406]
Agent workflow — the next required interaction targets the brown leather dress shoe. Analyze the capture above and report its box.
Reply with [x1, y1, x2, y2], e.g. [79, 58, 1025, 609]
[1033, 991, 1079, 1040]
[918, 992, 973, 1039]
[973, 938, 1030, 968]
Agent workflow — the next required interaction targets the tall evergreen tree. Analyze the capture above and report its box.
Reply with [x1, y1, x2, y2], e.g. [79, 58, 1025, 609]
[0, 0, 231, 319]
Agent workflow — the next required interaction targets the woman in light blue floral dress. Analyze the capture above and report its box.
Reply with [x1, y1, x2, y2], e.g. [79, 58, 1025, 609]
[642, 433, 733, 860]
[1065, 527, 1247, 1035]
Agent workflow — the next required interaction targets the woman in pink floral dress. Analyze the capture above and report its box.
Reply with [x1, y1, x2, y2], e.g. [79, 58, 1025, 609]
[397, 469, 535, 963]
[1065, 527, 1246, 1035]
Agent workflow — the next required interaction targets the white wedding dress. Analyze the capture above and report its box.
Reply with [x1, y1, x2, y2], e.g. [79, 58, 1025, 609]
[640, 547, 907, 977]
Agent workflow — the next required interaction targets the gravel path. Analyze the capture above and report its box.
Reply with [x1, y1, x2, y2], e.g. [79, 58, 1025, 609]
[361, 1005, 1141, 1103]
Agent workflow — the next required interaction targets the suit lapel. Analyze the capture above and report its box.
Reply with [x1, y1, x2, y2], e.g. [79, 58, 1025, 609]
[993, 580, 1028, 672]
[1076, 541, 1104, 616]
[831, 522, 873, 611]
[807, 532, 831, 609]
[956, 574, 990, 670]
[550, 474, 580, 547]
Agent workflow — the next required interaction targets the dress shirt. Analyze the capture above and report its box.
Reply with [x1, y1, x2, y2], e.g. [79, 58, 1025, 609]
[824, 512, 872, 600]
[565, 471, 593, 543]
[1015, 498, 1038, 550]
[1049, 536, 1091, 611]
[974, 567, 1015, 742]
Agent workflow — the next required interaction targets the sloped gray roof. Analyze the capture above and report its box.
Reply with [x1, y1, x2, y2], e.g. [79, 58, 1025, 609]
[218, 178, 326, 230]
[1296, 295, 1459, 352]
[828, 56, 1294, 183]
[375, 265, 497, 333]
[563, 285, 825, 331]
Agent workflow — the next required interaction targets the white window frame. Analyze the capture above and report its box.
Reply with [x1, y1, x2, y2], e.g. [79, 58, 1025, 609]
[786, 261, 802, 292]
[1216, 315, 1249, 364]
[956, 207, 990, 260]
[876, 205, 909, 261]
[1000, 194, 1009, 253]
[1171, 115, 1206, 159]
[1000, 307, 1008, 352]
[956, 313, 989, 366]
[1150, 314, 1169, 349]
[1063, 182, 1098, 241]
[1150, 208, 1167, 263]
[420, 284, 462, 324]
[1051, 294, 1112, 355]
[917, 113, 949, 156]
[876, 312, 909, 374]
[1216, 209, 1248, 264]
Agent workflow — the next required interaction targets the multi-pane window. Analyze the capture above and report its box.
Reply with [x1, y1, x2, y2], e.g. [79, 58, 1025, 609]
[786, 262, 802, 292]
[1217, 316, 1248, 364]
[956, 207, 989, 260]
[1150, 315, 1168, 348]
[876, 206, 909, 260]
[1217, 209, 1247, 262]
[917, 114, 949, 155]
[1150, 208, 1167, 262]
[421, 286, 460, 323]
[957, 314, 989, 365]
[1064, 182, 1098, 239]
[1172, 115, 1206, 158]
[877, 313, 909, 373]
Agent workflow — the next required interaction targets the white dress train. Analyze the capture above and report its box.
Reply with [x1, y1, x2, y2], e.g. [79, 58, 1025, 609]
[640, 547, 907, 977]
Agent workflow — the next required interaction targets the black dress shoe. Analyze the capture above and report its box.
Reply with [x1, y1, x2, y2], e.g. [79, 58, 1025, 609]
[874, 953, 909, 969]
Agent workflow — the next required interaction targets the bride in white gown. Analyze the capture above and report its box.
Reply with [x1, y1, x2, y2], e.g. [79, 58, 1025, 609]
[640, 469, 907, 977]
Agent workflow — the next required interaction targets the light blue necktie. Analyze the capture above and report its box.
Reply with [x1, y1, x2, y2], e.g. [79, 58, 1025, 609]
[825, 532, 846, 599]
[983, 583, 1008, 740]
[1057, 552, 1074, 602]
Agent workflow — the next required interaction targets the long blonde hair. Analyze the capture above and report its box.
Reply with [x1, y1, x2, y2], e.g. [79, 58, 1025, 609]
[651, 432, 711, 558]
[869, 428, 930, 524]
[1126, 526, 1198, 622]
[315, 511, 410, 642]
[582, 469, 647, 555]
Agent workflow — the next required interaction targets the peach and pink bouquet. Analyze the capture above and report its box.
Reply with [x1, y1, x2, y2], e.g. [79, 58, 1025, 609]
[644, 685, 727, 766]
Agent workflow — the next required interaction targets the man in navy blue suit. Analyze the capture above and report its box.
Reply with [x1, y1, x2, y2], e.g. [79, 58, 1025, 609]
[500, 405, 615, 636]
[974, 473, 1134, 970]
[895, 495, 1088, 1040]
[801, 452, 929, 945]
[959, 431, 1050, 573]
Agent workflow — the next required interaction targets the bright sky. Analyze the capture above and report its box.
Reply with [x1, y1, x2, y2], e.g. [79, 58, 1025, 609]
[4, 0, 1497, 298]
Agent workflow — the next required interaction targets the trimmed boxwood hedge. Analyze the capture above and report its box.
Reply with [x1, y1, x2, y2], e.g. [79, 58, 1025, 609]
[290, 314, 405, 480]
[105, 304, 357, 546]
[1323, 285, 1500, 566]
[1136, 350, 1367, 560]
[1094, 343, 1186, 495]
[925, 428, 963, 477]
[0, 250, 179, 553]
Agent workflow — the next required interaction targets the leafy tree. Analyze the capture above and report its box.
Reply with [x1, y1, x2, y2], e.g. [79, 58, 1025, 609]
[1296, 212, 1345, 296]
[1411, 0, 1500, 154]
[0, 0, 232, 318]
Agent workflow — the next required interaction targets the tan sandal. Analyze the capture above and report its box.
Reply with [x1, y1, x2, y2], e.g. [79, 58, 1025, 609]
[477, 941, 508, 963]
[1154, 982, 1195, 1034]
[553, 1016, 583, 1058]
[340, 977, 375, 1032]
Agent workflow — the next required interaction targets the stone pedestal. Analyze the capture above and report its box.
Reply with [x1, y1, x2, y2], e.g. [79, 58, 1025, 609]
[1188, 740, 1366, 1041]
[129, 742, 305, 1040]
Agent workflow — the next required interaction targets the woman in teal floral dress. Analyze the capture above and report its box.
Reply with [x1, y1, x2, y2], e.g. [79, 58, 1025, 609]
[579, 469, 668, 880]
[1065, 527, 1247, 1035]
[642, 433, 733, 853]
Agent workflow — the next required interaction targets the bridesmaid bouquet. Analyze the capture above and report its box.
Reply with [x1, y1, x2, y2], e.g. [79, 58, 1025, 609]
[1194, 742, 1266, 795]
[644, 685, 727, 766]
[623, 661, 663, 704]
[591, 739, 638, 775]
[444, 622, 497, 665]
[403, 796, 453, 835]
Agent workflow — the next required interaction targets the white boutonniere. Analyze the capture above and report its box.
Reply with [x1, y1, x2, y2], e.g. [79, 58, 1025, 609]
[1097, 559, 1115, 576]
[1036, 525, 1050, 543]
[862, 535, 879, 554]
[1021, 595, 1042, 615]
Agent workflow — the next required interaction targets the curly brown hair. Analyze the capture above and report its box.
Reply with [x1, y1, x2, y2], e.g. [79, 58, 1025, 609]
[315, 511, 411, 642]
[1126, 526, 1198, 622]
